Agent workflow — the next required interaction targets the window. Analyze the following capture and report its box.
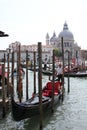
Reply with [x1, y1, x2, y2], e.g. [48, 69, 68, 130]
[67, 42, 69, 47]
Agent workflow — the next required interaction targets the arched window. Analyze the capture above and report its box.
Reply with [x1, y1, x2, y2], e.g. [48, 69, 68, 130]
[67, 42, 69, 47]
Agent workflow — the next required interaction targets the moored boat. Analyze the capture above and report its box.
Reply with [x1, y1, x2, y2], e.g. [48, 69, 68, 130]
[64, 71, 87, 77]
[11, 81, 63, 121]
[28, 66, 39, 71]
[42, 69, 53, 76]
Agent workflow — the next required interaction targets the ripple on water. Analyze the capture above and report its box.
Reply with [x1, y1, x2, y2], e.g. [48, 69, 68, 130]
[0, 75, 87, 130]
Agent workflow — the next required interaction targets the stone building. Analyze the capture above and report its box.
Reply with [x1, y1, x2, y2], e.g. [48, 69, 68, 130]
[0, 22, 82, 65]
[8, 42, 53, 63]
[46, 22, 81, 64]
[81, 50, 87, 62]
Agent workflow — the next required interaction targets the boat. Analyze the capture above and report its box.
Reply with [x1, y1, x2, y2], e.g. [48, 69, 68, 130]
[11, 81, 63, 121]
[28, 66, 39, 71]
[42, 69, 53, 76]
[21, 63, 38, 69]
[64, 65, 79, 73]
[64, 71, 87, 77]
[28, 66, 51, 72]
[21, 61, 32, 68]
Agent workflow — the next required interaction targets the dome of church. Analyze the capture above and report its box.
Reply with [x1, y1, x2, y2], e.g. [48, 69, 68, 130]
[58, 22, 74, 40]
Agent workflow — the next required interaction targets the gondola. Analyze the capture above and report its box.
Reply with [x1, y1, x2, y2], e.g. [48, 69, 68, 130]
[21, 63, 31, 68]
[28, 66, 39, 71]
[11, 81, 63, 121]
[21, 63, 38, 69]
[64, 71, 87, 77]
[42, 69, 53, 76]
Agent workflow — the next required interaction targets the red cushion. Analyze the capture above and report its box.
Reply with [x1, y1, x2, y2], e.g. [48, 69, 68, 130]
[42, 92, 49, 96]
[54, 81, 60, 90]
[42, 90, 51, 97]
[54, 91, 58, 95]
[55, 81, 62, 91]
[43, 81, 61, 97]
[46, 82, 53, 90]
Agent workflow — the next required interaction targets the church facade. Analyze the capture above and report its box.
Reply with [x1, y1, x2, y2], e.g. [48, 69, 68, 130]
[46, 22, 81, 64]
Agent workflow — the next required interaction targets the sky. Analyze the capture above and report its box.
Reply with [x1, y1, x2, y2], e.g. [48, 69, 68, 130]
[0, 0, 87, 50]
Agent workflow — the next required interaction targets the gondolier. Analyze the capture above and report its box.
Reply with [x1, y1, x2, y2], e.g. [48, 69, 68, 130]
[43, 58, 48, 70]
[56, 63, 63, 82]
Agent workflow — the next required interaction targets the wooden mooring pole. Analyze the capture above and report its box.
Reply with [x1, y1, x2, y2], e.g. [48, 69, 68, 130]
[38, 42, 43, 130]
[18, 44, 23, 102]
[16, 44, 22, 102]
[51, 49, 55, 113]
[48, 57, 51, 81]
[67, 51, 70, 93]
[33, 51, 36, 94]
[11, 51, 14, 96]
[61, 37, 65, 101]
[26, 50, 29, 100]
[7, 52, 10, 97]
[17, 46, 19, 92]
[2, 64, 6, 118]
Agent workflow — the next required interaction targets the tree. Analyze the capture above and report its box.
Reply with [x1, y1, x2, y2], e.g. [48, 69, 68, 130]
[54, 48, 62, 57]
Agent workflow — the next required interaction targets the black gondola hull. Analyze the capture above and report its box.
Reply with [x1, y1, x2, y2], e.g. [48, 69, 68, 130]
[11, 81, 63, 121]
[11, 93, 62, 121]
[11, 96, 51, 121]
[64, 72, 87, 77]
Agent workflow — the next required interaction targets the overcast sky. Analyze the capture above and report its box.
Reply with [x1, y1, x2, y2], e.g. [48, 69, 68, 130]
[0, 0, 87, 50]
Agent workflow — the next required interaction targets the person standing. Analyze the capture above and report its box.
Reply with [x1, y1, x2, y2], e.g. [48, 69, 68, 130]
[56, 63, 63, 82]
[44, 58, 48, 70]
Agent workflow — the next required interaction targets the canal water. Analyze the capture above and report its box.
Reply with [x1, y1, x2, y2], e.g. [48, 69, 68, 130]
[0, 69, 87, 130]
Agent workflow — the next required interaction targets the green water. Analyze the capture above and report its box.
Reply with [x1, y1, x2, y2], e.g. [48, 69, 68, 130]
[0, 71, 87, 130]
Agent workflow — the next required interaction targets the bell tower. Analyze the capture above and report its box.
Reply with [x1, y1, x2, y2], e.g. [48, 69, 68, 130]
[46, 33, 50, 45]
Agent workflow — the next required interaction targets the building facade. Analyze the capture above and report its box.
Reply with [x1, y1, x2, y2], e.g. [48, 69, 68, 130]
[0, 22, 83, 65]
[8, 42, 53, 63]
[46, 22, 81, 64]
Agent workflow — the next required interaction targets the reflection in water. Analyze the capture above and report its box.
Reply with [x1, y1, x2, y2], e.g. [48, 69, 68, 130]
[0, 71, 87, 130]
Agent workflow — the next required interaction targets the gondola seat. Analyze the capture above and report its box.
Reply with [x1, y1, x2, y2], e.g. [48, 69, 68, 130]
[42, 90, 50, 97]
[46, 82, 53, 90]
[42, 81, 60, 97]
[54, 81, 61, 90]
